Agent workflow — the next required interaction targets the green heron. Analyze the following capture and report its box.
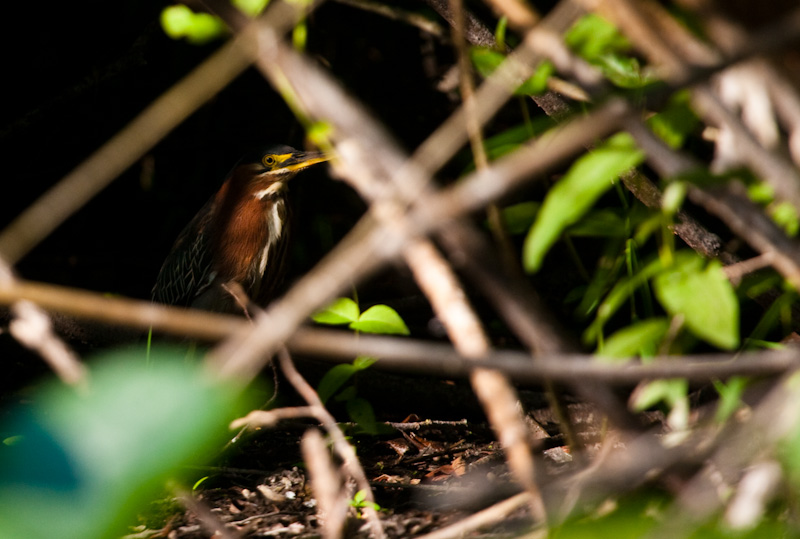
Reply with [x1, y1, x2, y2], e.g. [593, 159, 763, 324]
[152, 144, 329, 314]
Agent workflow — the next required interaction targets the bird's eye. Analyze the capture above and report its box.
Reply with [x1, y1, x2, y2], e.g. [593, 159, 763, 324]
[262, 155, 276, 167]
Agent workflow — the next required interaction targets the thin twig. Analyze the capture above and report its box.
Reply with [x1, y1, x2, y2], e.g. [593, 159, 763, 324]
[301, 428, 349, 539]
[413, 492, 535, 539]
[277, 348, 386, 539]
[333, 0, 445, 37]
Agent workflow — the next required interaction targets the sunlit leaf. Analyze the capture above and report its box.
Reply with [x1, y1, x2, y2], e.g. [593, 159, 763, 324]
[595, 54, 654, 88]
[470, 47, 505, 79]
[232, 0, 269, 17]
[772, 201, 800, 237]
[160, 5, 226, 44]
[661, 181, 687, 216]
[524, 132, 645, 273]
[713, 377, 748, 423]
[631, 378, 689, 430]
[312, 297, 360, 325]
[565, 14, 630, 61]
[653, 252, 740, 350]
[350, 305, 410, 335]
[470, 48, 554, 96]
[516, 61, 554, 96]
[598, 318, 670, 361]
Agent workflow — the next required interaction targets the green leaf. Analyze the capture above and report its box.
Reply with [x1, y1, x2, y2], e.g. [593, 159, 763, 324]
[653, 252, 740, 350]
[2, 435, 23, 446]
[748, 181, 775, 204]
[499, 202, 540, 235]
[631, 378, 689, 430]
[660, 181, 687, 216]
[595, 54, 654, 89]
[597, 318, 670, 361]
[353, 356, 378, 370]
[713, 377, 748, 423]
[350, 305, 410, 335]
[470, 48, 554, 96]
[346, 397, 380, 435]
[232, 0, 269, 17]
[495, 16, 508, 50]
[565, 14, 630, 61]
[516, 61, 554, 96]
[160, 5, 226, 44]
[523, 132, 645, 272]
[646, 92, 699, 149]
[312, 297, 360, 325]
[316, 356, 376, 404]
[317, 364, 359, 404]
[771, 201, 800, 237]
[0, 348, 240, 539]
[584, 255, 666, 344]
[470, 47, 505, 79]
[567, 208, 629, 238]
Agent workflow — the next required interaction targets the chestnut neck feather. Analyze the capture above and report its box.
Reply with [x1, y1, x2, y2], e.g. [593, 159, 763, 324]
[210, 167, 287, 294]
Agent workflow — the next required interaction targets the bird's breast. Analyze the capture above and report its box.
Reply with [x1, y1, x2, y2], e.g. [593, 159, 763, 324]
[213, 196, 285, 293]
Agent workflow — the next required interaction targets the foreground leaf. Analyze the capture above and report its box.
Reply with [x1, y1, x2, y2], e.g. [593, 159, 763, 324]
[317, 356, 377, 405]
[350, 305, 410, 335]
[312, 297, 360, 325]
[0, 348, 240, 539]
[598, 318, 670, 361]
[653, 252, 740, 350]
[524, 132, 645, 272]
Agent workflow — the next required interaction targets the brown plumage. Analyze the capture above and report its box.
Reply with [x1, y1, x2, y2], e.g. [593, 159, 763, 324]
[152, 144, 329, 313]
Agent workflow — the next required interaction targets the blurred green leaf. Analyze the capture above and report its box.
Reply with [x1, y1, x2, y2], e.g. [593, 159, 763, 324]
[292, 20, 308, 51]
[350, 305, 410, 335]
[653, 252, 740, 350]
[516, 61, 555, 96]
[771, 201, 800, 237]
[661, 181, 687, 216]
[346, 397, 379, 435]
[567, 208, 629, 238]
[2, 435, 23, 446]
[494, 16, 508, 50]
[353, 356, 378, 370]
[565, 13, 630, 61]
[713, 377, 748, 423]
[597, 318, 670, 361]
[471, 47, 505, 79]
[631, 378, 689, 430]
[595, 54, 654, 88]
[499, 202, 540, 235]
[232, 0, 269, 17]
[312, 297, 360, 325]
[470, 48, 554, 96]
[318, 364, 359, 404]
[646, 92, 699, 149]
[551, 492, 664, 538]
[317, 356, 376, 404]
[524, 132, 645, 273]
[584, 255, 665, 344]
[160, 5, 226, 44]
[0, 348, 240, 539]
[748, 181, 775, 204]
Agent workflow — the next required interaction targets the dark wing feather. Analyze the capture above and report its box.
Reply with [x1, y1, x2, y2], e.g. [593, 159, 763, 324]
[152, 198, 216, 307]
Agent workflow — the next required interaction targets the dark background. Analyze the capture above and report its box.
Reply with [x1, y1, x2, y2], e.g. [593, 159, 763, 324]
[1, 1, 464, 308]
